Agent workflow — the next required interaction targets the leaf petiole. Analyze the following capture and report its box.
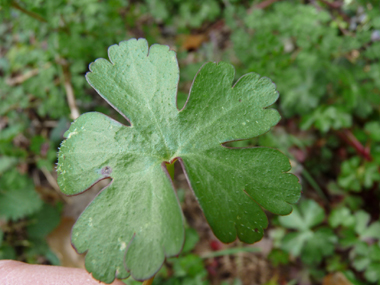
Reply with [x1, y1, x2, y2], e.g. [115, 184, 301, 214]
[166, 161, 176, 181]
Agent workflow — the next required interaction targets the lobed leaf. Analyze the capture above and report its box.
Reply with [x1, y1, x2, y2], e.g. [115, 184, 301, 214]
[57, 38, 301, 283]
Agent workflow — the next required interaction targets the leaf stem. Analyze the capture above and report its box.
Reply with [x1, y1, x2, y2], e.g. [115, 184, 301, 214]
[10, 1, 47, 23]
[337, 129, 372, 161]
[59, 58, 80, 120]
[248, 0, 280, 13]
[302, 167, 329, 202]
[166, 162, 175, 180]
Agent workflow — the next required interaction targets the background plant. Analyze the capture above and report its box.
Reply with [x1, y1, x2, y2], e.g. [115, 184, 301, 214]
[0, 0, 379, 284]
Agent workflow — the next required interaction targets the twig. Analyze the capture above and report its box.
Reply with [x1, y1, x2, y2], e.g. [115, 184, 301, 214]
[10, 0, 47, 23]
[317, 0, 350, 23]
[337, 129, 372, 161]
[317, 0, 342, 9]
[248, 0, 280, 13]
[40, 167, 70, 203]
[6, 63, 51, 86]
[40, 167, 60, 192]
[59, 59, 80, 120]
[6, 69, 39, 86]
[31, 119, 58, 128]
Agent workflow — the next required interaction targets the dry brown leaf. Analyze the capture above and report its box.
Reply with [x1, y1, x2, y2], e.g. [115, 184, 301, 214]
[178, 34, 208, 51]
[47, 217, 85, 268]
[323, 272, 353, 285]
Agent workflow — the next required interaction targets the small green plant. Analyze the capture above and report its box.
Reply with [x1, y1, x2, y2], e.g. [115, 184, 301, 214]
[1, 1, 380, 283]
[351, 243, 380, 284]
[278, 199, 337, 265]
[0, 169, 61, 263]
[56, 38, 301, 283]
[0, 169, 42, 221]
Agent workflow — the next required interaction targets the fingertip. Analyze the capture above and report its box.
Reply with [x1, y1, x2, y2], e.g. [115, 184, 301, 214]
[0, 260, 125, 285]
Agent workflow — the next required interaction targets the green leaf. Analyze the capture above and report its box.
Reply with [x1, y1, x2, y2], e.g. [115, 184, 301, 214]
[352, 256, 371, 272]
[57, 39, 301, 282]
[328, 207, 355, 228]
[364, 263, 380, 283]
[365, 121, 380, 142]
[354, 211, 380, 240]
[0, 244, 16, 260]
[279, 199, 324, 231]
[351, 244, 380, 283]
[0, 170, 43, 221]
[338, 157, 380, 192]
[369, 244, 380, 262]
[0, 156, 18, 175]
[170, 254, 207, 279]
[279, 200, 335, 264]
[354, 211, 371, 234]
[182, 227, 199, 254]
[301, 227, 337, 264]
[301, 105, 352, 132]
[281, 228, 337, 265]
[30, 135, 46, 155]
[282, 231, 313, 257]
[27, 203, 61, 239]
[268, 249, 289, 266]
[25, 238, 60, 266]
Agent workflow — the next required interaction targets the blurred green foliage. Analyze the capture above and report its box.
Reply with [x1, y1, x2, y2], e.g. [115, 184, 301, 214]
[0, 0, 380, 284]
[279, 200, 338, 265]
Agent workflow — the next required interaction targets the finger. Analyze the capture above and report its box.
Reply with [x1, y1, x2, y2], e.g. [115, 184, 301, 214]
[0, 260, 126, 285]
